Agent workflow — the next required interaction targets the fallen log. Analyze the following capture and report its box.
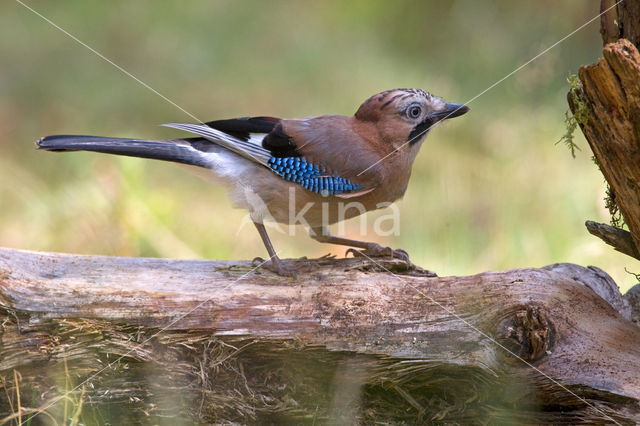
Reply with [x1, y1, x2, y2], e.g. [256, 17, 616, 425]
[0, 247, 638, 424]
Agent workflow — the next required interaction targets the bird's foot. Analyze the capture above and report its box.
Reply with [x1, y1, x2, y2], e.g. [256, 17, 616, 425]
[345, 246, 437, 276]
[317, 253, 337, 260]
[252, 256, 299, 277]
[295, 253, 336, 261]
[346, 244, 411, 263]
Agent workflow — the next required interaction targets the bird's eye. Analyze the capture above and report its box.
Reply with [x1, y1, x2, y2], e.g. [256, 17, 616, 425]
[408, 106, 422, 119]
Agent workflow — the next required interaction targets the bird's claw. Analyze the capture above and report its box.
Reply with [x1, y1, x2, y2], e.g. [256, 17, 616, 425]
[268, 264, 298, 277]
[251, 256, 266, 267]
[252, 256, 298, 276]
[346, 244, 411, 263]
[318, 253, 337, 260]
[391, 248, 410, 263]
[266, 259, 300, 277]
[344, 246, 438, 276]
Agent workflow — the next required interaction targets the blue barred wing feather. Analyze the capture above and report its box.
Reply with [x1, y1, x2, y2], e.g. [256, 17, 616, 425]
[267, 157, 362, 195]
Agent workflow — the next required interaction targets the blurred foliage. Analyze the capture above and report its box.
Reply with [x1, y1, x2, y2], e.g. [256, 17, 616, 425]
[0, 0, 635, 291]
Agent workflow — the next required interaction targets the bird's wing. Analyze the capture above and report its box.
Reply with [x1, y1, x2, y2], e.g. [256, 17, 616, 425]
[162, 117, 279, 166]
[165, 116, 377, 197]
[272, 116, 384, 197]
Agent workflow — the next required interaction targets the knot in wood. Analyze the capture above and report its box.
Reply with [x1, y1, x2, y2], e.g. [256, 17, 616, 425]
[496, 305, 553, 364]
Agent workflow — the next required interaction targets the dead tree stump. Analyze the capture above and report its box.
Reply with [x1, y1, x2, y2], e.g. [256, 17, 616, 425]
[571, 0, 640, 260]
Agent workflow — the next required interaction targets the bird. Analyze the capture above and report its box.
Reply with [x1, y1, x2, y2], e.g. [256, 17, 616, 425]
[36, 88, 469, 276]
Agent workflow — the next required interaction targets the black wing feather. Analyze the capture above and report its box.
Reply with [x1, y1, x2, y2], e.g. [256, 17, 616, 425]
[204, 116, 280, 142]
[262, 123, 301, 157]
[205, 116, 301, 158]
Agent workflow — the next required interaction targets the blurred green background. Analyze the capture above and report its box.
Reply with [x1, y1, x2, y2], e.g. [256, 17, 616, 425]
[1, 0, 635, 291]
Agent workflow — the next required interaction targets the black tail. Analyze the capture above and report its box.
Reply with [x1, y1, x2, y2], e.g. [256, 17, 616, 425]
[36, 135, 210, 168]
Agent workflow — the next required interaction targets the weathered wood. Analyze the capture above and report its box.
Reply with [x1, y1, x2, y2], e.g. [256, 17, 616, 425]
[586, 220, 640, 260]
[628, 283, 640, 324]
[600, 0, 640, 46]
[571, 38, 640, 254]
[0, 247, 639, 424]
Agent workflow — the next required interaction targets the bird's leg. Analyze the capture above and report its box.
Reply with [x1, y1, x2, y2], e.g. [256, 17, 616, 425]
[253, 221, 297, 277]
[309, 227, 411, 263]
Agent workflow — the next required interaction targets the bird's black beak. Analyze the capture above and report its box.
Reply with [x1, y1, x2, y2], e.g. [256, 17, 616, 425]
[430, 102, 470, 122]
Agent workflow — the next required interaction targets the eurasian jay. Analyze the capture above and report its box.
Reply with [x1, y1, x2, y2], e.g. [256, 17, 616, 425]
[37, 88, 468, 276]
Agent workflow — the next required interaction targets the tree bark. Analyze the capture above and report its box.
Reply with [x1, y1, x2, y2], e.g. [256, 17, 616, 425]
[600, 0, 640, 46]
[0, 248, 639, 424]
[585, 220, 640, 259]
[572, 1, 640, 259]
[572, 38, 640, 256]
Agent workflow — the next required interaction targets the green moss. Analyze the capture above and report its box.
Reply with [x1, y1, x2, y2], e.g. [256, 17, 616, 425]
[557, 74, 589, 158]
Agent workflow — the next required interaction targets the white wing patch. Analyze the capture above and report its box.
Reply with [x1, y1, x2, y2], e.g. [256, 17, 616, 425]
[246, 133, 267, 147]
[163, 123, 270, 166]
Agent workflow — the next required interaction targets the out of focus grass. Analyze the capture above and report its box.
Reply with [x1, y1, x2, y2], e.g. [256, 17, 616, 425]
[0, 1, 636, 291]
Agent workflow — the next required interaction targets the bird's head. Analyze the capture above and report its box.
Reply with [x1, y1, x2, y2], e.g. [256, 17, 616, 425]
[354, 88, 469, 149]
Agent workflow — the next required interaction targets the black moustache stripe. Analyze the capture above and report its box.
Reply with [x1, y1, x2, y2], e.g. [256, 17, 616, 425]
[408, 119, 435, 144]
